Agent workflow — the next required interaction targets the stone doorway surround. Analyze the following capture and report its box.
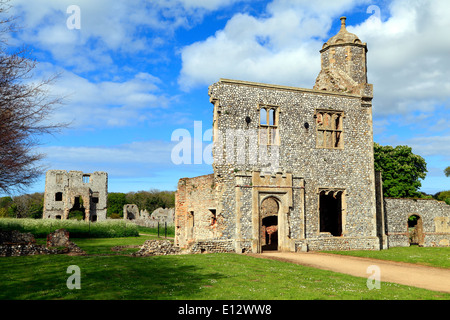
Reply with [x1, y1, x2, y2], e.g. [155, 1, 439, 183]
[250, 171, 299, 253]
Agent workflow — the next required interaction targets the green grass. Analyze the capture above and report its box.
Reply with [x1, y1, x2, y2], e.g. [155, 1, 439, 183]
[324, 246, 450, 269]
[136, 225, 175, 237]
[0, 218, 139, 238]
[1, 238, 449, 300]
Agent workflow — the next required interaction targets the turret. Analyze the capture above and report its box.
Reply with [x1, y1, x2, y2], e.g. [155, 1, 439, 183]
[314, 17, 373, 104]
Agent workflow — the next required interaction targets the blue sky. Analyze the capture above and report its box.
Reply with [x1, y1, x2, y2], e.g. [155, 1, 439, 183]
[3, 0, 449, 196]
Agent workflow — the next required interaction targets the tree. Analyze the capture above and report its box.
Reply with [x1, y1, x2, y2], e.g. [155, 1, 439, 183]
[374, 143, 427, 198]
[107, 192, 128, 218]
[0, 1, 65, 194]
[8, 192, 43, 218]
[445, 166, 450, 177]
[435, 190, 450, 205]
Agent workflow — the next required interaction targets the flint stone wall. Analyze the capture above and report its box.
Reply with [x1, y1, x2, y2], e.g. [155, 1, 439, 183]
[133, 240, 181, 256]
[385, 198, 450, 247]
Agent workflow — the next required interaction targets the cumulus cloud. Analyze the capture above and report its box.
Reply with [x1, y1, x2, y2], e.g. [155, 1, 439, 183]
[179, 0, 450, 119]
[350, 0, 450, 115]
[178, 0, 369, 90]
[33, 63, 170, 128]
[8, 0, 247, 73]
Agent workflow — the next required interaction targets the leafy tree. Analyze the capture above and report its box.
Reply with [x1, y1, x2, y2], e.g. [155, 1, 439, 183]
[8, 192, 44, 218]
[445, 166, 450, 177]
[107, 192, 128, 218]
[374, 143, 427, 198]
[435, 190, 450, 205]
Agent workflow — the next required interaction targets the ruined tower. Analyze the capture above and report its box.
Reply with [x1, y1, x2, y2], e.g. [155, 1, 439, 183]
[43, 170, 108, 222]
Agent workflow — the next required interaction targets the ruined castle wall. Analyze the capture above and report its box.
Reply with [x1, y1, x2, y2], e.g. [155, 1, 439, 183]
[385, 198, 450, 247]
[175, 174, 217, 249]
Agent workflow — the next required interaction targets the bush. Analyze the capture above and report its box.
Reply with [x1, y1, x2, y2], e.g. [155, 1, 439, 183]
[0, 218, 139, 238]
[434, 190, 450, 205]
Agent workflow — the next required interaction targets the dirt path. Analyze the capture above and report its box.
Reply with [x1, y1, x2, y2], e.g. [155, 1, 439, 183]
[251, 252, 450, 293]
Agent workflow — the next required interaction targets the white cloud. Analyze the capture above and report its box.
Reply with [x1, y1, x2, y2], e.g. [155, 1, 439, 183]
[406, 136, 450, 160]
[7, 0, 248, 73]
[350, 0, 450, 115]
[33, 63, 170, 128]
[178, 0, 369, 90]
[179, 0, 450, 120]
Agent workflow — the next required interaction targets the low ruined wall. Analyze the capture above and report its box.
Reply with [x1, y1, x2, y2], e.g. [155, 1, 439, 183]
[385, 198, 450, 247]
[297, 236, 380, 252]
[189, 240, 235, 254]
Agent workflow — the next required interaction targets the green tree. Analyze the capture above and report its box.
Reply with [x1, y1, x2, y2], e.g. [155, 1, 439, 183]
[445, 166, 450, 177]
[435, 190, 450, 205]
[107, 192, 128, 218]
[374, 143, 427, 198]
[126, 189, 175, 213]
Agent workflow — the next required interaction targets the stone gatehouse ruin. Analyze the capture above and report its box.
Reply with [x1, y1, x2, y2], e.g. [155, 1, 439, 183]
[175, 17, 450, 253]
[43, 170, 108, 222]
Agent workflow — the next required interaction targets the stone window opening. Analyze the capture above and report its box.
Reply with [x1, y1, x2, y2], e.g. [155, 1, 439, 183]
[55, 192, 63, 202]
[319, 190, 343, 237]
[92, 192, 99, 204]
[209, 209, 217, 226]
[316, 110, 343, 149]
[259, 105, 280, 145]
[187, 211, 195, 240]
[82, 175, 90, 183]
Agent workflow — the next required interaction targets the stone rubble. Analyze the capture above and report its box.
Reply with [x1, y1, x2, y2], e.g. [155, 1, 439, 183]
[133, 240, 181, 257]
[0, 229, 85, 257]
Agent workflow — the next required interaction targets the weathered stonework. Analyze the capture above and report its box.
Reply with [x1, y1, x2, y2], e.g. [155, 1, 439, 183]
[175, 17, 450, 253]
[43, 170, 108, 222]
[124, 205, 175, 228]
[384, 198, 450, 247]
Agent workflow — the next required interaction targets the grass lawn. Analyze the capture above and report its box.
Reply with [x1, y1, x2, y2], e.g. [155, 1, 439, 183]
[0, 237, 449, 300]
[324, 246, 450, 269]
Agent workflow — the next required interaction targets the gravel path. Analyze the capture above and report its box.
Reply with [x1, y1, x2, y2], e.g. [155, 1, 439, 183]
[251, 251, 450, 293]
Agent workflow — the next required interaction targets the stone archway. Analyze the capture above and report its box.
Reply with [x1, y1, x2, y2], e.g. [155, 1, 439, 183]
[408, 214, 424, 246]
[260, 197, 279, 252]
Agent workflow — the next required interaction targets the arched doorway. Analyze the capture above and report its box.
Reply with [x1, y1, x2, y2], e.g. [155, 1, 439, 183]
[260, 197, 279, 252]
[408, 214, 424, 246]
[68, 196, 86, 221]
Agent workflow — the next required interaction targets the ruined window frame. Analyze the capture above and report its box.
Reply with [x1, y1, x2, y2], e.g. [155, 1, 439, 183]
[82, 175, 91, 184]
[258, 104, 280, 146]
[315, 109, 344, 149]
[317, 188, 346, 237]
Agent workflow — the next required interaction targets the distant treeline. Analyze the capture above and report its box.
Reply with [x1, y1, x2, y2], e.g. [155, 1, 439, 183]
[0, 189, 175, 219]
